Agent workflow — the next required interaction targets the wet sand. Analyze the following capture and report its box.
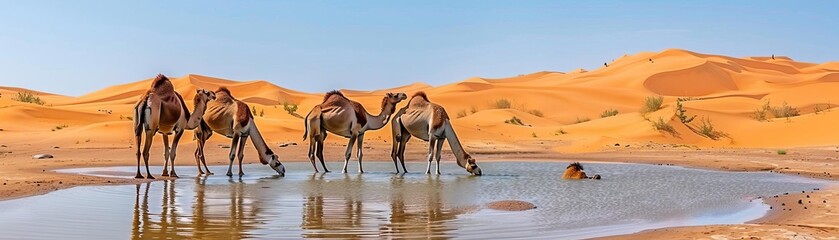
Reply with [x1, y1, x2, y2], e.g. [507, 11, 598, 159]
[1, 141, 838, 239]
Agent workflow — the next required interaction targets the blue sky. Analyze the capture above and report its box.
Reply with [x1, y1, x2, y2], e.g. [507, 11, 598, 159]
[0, 1, 836, 96]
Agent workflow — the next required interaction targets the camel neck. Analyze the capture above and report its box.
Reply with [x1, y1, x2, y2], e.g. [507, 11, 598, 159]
[186, 101, 207, 130]
[442, 121, 468, 169]
[364, 101, 396, 130]
[248, 123, 272, 165]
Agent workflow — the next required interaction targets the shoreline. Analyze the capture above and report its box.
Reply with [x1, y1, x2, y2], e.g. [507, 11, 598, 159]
[1, 143, 838, 238]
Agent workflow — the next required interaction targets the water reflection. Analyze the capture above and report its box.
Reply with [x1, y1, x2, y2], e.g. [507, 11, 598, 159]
[128, 173, 473, 239]
[130, 176, 260, 239]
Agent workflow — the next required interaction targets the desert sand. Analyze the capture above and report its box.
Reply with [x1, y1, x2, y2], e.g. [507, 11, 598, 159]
[1, 49, 838, 238]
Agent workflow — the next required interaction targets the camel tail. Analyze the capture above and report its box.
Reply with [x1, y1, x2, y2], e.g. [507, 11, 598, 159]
[133, 97, 148, 136]
[303, 109, 312, 141]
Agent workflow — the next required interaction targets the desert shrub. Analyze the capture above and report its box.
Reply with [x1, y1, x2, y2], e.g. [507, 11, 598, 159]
[555, 129, 567, 135]
[282, 102, 299, 115]
[676, 99, 696, 123]
[600, 109, 619, 118]
[574, 117, 590, 124]
[456, 110, 468, 118]
[259, 109, 264, 117]
[531, 132, 537, 138]
[470, 105, 478, 114]
[777, 150, 787, 155]
[528, 109, 544, 117]
[697, 117, 726, 140]
[504, 116, 524, 125]
[494, 98, 512, 109]
[652, 117, 676, 136]
[753, 100, 770, 122]
[13, 92, 45, 105]
[251, 106, 257, 115]
[641, 96, 663, 113]
[52, 124, 68, 131]
[771, 101, 799, 118]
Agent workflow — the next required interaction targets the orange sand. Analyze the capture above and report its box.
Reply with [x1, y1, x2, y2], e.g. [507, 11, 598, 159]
[1, 49, 838, 238]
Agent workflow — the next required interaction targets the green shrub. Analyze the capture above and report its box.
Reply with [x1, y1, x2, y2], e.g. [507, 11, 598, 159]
[600, 109, 619, 118]
[283, 102, 298, 115]
[641, 96, 664, 113]
[652, 117, 676, 136]
[777, 150, 787, 155]
[13, 92, 45, 105]
[697, 117, 725, 140]
[676, 99, 696, 123]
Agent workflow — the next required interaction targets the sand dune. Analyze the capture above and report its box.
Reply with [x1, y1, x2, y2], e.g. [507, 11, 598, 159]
[1, 49, 837, 152]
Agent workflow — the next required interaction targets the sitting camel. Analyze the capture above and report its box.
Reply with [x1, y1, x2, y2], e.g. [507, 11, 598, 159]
[303, 91, 407, 173]
[390, 92, 482, 175]
[132, 74, 211, 178]
[562, 162, 601, 180]
[195, 87, 285, 176]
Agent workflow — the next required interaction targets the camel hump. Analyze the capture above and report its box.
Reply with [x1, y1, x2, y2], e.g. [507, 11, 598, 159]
[432, 104, 449, 129]
[215, 87, 235, 103]
[235, 100, 251, 127]
[350, 101, 368, 127]
[323, 90, 345, 103]
[567, 162, 584, 171]
[412, 91, 429, 101]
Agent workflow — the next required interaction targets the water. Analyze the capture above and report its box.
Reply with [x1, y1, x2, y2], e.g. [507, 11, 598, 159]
[0, 162, 830, 239]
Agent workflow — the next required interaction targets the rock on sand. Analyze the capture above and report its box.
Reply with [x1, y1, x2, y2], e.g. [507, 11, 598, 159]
[487, 200, 536, 211]
[33, 154, 54, 159]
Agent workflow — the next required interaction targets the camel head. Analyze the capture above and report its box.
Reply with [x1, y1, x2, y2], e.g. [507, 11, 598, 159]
[264, 150, 285, 176]
[464, 153, 482, 176]
[194, 89, 216, 104]
[384, 92, 408, 107]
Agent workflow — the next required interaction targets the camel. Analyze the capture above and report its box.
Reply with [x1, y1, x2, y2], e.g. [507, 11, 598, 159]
[390, 92, 482, 175]
[187, 90, 216, 175]
[562, 162, 601, 180]
[195, 87, 285, 177]
[303, 91, 407, 173]
[133, 74, 210, 179]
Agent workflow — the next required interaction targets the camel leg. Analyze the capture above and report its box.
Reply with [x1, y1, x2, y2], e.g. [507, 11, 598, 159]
[356, 133, 365, 173]
[425, 138, 437, 174]
[161, 134, 170, 176]
[398, 129, 411, 173]
[194, 131, 204, 175]
[341, 134, 358, 173]
[135, 131, 144, 179]
[194, 141, 204, 175]
[307, 134, 319, 172]
[435, 138, 444, 175]
[226, 134, 241, 177]
[168, 129, 184, 178]
[142, 130, 155, 179]
[316, 135, 329, 172]
[199, 131, 213, 175]
[390, 133, 400, 173]
[237, 135, 247, 176]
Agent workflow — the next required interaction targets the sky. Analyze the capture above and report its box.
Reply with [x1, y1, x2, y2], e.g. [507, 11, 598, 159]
[0, 1, 836, 96]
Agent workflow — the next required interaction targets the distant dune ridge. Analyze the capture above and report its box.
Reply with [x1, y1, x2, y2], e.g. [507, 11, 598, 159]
[1, 49, 838, 151]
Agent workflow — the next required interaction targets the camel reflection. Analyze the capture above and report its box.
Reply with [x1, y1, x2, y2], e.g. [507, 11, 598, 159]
[131, 176, 260, 239]
[300, 174, 468, 239]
